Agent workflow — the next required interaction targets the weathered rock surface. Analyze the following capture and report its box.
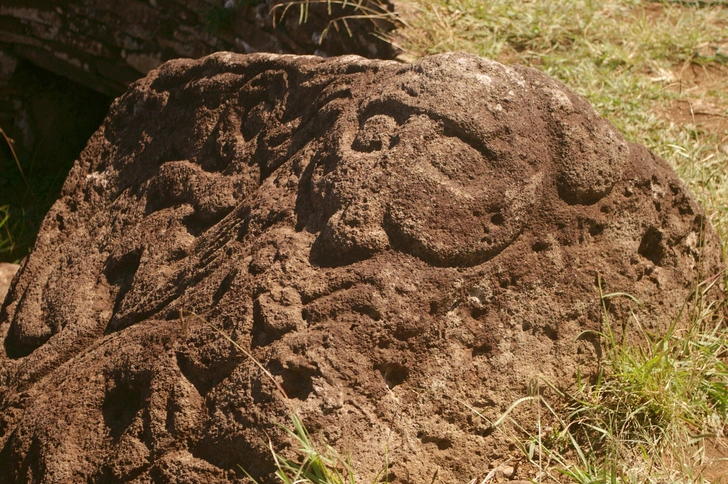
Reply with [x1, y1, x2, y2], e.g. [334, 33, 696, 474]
[0, 0, 396, 261]
[0, 52, 723, 483]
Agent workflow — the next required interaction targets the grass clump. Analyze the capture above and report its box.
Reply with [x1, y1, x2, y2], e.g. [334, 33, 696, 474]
[0, 205, 13, 256]
[201, 318, 366, 484]
[486, 274, 728, 483]
[263, 413, 358, 484]
[272, 0, 399, 43]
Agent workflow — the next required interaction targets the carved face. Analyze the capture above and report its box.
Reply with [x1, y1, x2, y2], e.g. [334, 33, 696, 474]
[308, 65, 547, 267]
[1, 53, 652, 484]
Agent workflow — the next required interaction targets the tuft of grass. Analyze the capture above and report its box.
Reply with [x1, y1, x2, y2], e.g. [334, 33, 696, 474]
[0, 205, 12, 255]
[196, 316, 368, 484]
[480, 273, 728, 483]
[272, 0, 400, 43]
[262, 413, 358, 484]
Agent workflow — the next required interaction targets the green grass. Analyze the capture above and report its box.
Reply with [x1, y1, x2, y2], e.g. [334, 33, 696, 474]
[478, 274, 728, 483]
[0, 205, 12, 255]
[257, 413, 359, 484]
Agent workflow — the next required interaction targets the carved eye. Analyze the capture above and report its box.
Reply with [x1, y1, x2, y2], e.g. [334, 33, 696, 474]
[381, 115, 540, 267]
[351, 114, 398, 153]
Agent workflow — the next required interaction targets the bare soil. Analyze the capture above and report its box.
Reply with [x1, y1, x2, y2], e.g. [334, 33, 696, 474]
[662, 62, 728, 135]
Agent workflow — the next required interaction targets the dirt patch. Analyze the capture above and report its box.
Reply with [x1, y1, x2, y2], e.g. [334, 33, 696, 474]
[638, 0, 667, 23]
[700, 438, 728, 484]
[660, 62, 728, 134]
[0, 52, 724, 483]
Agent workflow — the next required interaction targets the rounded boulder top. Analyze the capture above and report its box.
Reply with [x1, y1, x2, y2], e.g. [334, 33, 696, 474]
[0, 52, 723, 483]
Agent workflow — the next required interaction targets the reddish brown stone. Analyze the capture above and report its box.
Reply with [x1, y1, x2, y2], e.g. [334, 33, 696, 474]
[0, 52, 723, 483]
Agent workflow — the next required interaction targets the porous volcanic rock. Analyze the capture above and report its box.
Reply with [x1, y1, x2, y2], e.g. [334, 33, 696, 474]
[0, 0, 397, 262]
[0, 52, 724, 483]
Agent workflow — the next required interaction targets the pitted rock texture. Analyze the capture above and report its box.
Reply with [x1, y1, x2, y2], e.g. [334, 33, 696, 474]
[0, 0, 397, 263]
[0, 52, 724, 483]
